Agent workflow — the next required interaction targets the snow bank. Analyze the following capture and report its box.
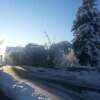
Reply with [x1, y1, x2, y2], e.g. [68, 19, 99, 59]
[0, 70, 49, 100]
[22, 65, 68, 77]
[82, 91, 100, 100]
[68, 71, 100, 86]
[22, 66, 100, 86]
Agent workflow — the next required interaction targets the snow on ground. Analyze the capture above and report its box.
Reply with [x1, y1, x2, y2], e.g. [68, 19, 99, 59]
[0, 66, 100, 100]
[20, 66, 100, 100]
[0, 69, 49, 100]
[22, 65, 100, 86]
[82, 91, 100, 100]
[71, 71, 100, 86]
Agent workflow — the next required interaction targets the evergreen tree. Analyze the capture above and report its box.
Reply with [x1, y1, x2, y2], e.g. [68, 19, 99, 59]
[72, 0, 100, 66]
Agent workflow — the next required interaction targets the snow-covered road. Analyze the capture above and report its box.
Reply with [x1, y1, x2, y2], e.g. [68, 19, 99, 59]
[0, 66, 100, 100]
[0, 66, 75, 100]
[20, 66, 100, 93]
[0, 68, 49, 100]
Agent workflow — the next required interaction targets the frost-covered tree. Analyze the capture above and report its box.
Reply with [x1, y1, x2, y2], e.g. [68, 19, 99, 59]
[63, 49, 79, 67]
[72, 0, 100, 66]
[49, 41, 72, 67]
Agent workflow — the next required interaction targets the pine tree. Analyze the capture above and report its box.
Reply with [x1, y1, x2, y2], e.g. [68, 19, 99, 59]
[72, 0, 100, 66]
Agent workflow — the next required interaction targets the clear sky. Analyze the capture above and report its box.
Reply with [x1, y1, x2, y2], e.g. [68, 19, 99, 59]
[0, 0, 100, 46]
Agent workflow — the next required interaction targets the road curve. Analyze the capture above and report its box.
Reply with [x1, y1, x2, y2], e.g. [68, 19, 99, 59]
[11, 66, 89, 100]
[2, 66, 95, 100]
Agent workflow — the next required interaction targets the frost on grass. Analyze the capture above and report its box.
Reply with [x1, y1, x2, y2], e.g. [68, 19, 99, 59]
[23, 65, 100, 86]
[64, 71, 100, 86]
[82, 91, 100, 100]
[0, 70, 49, 100]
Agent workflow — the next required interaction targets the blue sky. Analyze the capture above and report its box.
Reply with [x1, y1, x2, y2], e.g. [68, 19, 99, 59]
[0, 0, 100, 46]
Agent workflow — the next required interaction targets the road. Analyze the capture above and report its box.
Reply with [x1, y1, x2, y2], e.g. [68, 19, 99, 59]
[23, 66, 100, 93]
[2, 66, 95, 100]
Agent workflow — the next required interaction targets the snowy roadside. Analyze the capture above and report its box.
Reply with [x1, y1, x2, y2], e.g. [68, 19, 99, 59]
[0, 66, 100, 100]
[0, 69, 49, 100]
[22, 65, 100, 86]
[18, 65, 100, 100]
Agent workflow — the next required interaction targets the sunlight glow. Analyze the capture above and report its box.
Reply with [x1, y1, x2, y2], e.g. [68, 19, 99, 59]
[0, 40, 6, 56]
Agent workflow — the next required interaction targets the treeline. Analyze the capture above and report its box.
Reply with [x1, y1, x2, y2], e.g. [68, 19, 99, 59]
[4, 41, 78, 68]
